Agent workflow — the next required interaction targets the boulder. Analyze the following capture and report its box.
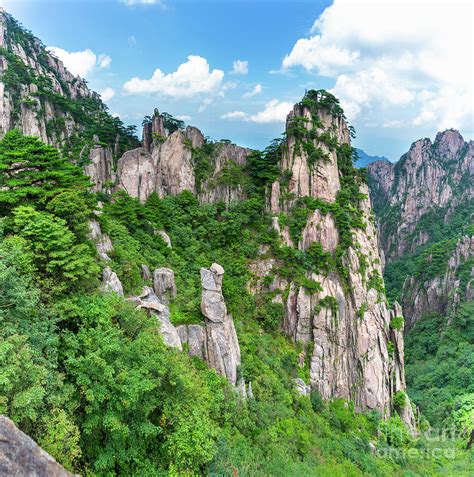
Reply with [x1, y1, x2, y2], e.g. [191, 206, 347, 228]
[100, 267, 123, 296]
[153, 268, 177, 304]
[0, 415, 75, 477]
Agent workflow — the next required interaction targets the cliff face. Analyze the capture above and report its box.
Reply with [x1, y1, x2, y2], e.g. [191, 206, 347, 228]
[113, 109, 251, 204]
[260, 91, 413, 422]
[368, 130, 473, 328]
[368, 130, 473, 262]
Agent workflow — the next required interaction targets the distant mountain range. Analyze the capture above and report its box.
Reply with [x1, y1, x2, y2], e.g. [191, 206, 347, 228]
[355, 148, 390, 168]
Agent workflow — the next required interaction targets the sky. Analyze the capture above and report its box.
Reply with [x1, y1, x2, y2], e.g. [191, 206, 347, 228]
[1, 0, 473, 160]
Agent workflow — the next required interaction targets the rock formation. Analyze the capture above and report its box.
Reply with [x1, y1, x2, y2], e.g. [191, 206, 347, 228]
[200, 263, 241, 385]
[368, 130, 473, 328]
[0, 415, 75, 477]
[88, 219, 113, 261]
[100, 266, 124, 296]
[153, 267, 177, 304]
[255, 90, 413, 422]
[131, 286, 182, 350]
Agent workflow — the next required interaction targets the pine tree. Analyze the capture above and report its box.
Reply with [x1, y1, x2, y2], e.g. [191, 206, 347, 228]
[0, 129, 91, 215]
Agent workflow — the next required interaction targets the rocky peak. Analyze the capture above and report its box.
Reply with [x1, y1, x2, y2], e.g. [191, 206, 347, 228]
[434, 129, 465, 161]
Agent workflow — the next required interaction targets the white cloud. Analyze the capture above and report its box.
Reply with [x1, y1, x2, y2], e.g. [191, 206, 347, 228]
[383, 120, 404, 128]
[250, 99, 293, 123]
[123, 55, 224, 99]
[221, 99, 293, 124]
[221, 111, 248, 120]
[100, 87, 116, 102]
[176, 115, 192, 121]
[232, 60, 248, 75]
[243, 84, 262, 98]
[47, 46, 111, 78]
[198, 97, 214, 112]
[282, 0, 473, 132]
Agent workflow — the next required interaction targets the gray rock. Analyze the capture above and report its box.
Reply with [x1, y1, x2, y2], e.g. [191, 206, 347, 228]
[0, 415, 75, 476]
[88, 220, 113, 261]
[100, 267, 123, 296]
[200, 264, 241, 385]
[131, 287, 182, 350]
[153, 268, 177, 304]
[294, 378, 311, 397]
[141, 264, 151, 281]
[156, 230, 172, 248]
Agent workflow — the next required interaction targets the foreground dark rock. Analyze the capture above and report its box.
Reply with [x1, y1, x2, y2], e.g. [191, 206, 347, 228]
[0, 415, 75, 477]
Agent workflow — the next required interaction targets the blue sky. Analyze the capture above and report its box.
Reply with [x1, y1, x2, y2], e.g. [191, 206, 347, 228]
[2, 0, 473, 160]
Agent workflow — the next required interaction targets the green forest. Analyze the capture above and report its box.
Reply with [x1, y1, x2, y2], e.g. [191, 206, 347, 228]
[0, 128, 472, 476]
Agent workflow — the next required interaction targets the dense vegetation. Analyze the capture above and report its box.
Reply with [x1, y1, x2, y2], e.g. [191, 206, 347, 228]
[1, 129, 469, 475]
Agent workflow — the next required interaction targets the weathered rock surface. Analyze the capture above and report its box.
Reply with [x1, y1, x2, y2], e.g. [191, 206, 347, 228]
[200, 263, 241, 385]
[255, 92, 412, 422]
[131, 286, 182, 350]
[84, 145, 115, 193]
[88, 219, 113, 261]
[153, 267, 177, 304]
[368, 130, 473, 261]
[176, 324, 207, 359]
[100, 267, 124, 296]
[368, 130, 473, 328]
[0, 415, 75, 477]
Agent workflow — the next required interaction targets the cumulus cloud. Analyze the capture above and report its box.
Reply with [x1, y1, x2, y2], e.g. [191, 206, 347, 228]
[47, 47, 111, 78]
[176, 115, 192, 121]
[221, 111, 248, 120]
[100, 87, 116, 102]
[232, 60, 248, 75]
[243, 84, 262, 98]
[282, 0, 473, 132]
[221, 99, 293, 124]
[123, 55, 224, 98]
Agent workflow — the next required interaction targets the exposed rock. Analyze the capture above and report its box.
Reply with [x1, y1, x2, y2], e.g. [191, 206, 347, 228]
[368, 130, 473, 328]
[402, 235, 474, 328]
[116, 148, 155, 203]
[153, 267, 177, 304]
[100, 267, 123, 296]
[255, 93, 412, 423]
[200, 263, 241, 385]
[83, 145, 115, 193]
[141, 264, 152, 281]
[131, 286, 182, 350]
[0, 415, 75, 477]
[294, 378, 311, 397]
[176, 324, 206, 359]
[88, 219, 113, 261]
[156, 229, 172, 248]
[199, 142, 251, 204]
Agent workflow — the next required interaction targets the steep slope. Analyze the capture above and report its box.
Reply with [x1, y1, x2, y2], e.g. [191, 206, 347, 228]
[368, 130, 473, 328]
[0, 9, 138, 160]
[261, 90, 414, 422]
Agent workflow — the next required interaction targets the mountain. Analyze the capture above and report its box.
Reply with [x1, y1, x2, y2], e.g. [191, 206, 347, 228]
[367, 129, 473, 327]
[367, 130, 473, 429]
[355, 148, 390, 168]
[0, 8, 138, 160]
[0, 9, 472, 476]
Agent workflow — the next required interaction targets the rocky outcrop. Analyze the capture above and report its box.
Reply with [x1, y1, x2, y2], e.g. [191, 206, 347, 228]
[130, 286, 182, 350]
[0, 415, 75, 476]
[200, 263, 241, 385]
[270, 99, 348, 212]
[84, 144, 115, 193]
[368, 129, 473, 329]
[254, 91, 412, 421]
[199, 141, 251, 204]
[153, 267, 177, 305]
[368, 130, 473, 261]
[100, 266, 124, 296]
[176, 324, 207, 359]
[88, 219, 113, 261]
